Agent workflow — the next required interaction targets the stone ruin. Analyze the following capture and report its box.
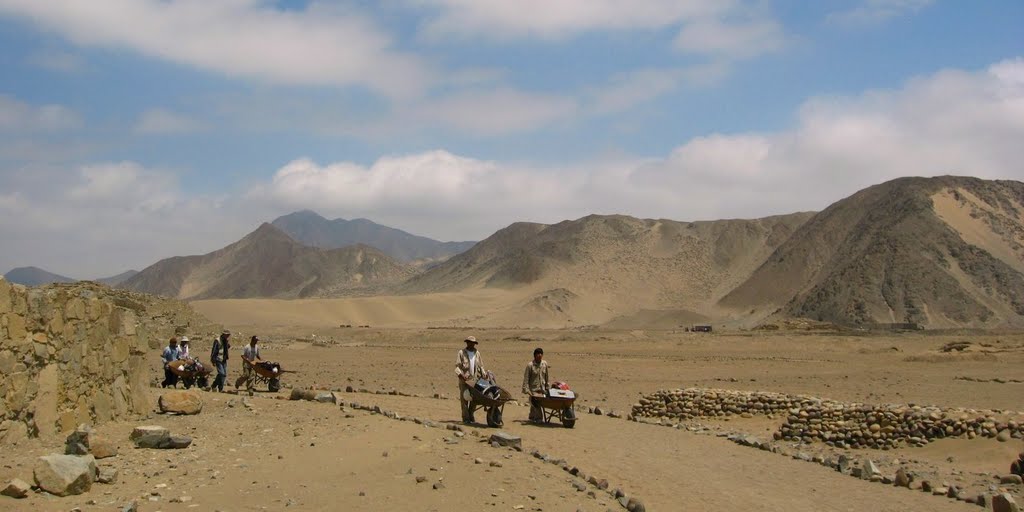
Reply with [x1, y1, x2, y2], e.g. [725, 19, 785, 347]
[631, 387, 1024, 449]
[0, 278, 218, 443]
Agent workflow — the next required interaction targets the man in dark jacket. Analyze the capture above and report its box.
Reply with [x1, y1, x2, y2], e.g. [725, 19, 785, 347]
[210, 330, 231, 392]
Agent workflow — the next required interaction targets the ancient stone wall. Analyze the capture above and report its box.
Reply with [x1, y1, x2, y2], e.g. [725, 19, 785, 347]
[631, 387, 1024, 449]
[0, 279, 218, 443]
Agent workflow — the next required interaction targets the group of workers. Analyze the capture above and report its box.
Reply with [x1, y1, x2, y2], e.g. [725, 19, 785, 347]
[455, 335, 553, 424]
[161, 331, 558, 424]
[160, 330, 263, 395]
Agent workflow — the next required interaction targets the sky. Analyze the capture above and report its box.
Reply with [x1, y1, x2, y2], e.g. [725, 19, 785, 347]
[0, 0, 1022, 278]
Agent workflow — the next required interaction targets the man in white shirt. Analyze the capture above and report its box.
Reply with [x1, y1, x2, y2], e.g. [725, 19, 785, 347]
[242, 335, 262, 396]
[454, 336, 488, 424]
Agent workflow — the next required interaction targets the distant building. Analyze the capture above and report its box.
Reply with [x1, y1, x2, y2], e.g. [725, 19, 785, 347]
[692, 325, 713, 333]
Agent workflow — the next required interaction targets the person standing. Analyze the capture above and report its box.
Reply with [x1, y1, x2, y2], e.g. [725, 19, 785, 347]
[242, 335, 262, 396]
[454, 336, 488, 424]
[160, 337, 181, 388]
[210, 330, 231, 392]
[522, 347, 550, 422]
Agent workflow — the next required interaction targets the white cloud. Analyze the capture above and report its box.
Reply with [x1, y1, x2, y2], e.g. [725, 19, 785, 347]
[413, 0, 728, 39]
[0, 162, 257, 277]
[828, 0, 933, 26]
[673, 18, 785, 59]
[586, 64, 729, 115]
[3, 58, 1022, 277]
[0, 0, 432, 98]
[0, 95, 81, 132]
[410, 88, 578, 135]
[413, 0, 784, 61]
[135, 108, 206, 135]
[257, 58, 1024, 239]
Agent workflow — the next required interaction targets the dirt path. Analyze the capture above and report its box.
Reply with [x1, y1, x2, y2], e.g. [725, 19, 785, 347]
[339, 393, 976, 511]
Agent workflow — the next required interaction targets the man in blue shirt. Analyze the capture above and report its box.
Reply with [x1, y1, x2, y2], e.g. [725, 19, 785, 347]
[160, 337, 181, 388]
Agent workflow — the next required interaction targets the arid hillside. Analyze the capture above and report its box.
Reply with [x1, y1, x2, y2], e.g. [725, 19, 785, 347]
[721, 176, 1024, 328]
[122, 223, 417, 300]
[399, 213, 813, 326]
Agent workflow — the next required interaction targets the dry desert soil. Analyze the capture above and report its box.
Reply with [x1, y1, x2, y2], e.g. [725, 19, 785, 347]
[3, 315, 1023, 511]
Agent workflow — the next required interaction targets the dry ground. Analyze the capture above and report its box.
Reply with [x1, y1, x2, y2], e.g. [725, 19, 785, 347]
[4, 319, 1023, 511]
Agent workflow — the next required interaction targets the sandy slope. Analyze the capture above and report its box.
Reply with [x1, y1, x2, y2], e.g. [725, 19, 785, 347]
[192, 289, 531, 329]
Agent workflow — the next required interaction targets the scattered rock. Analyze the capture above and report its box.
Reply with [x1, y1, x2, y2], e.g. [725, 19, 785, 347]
[1, 478, 30, 499]
[121, 501, 138, 512]
[993, 493, 1020, 512]
[415, 476, 427, 483]
[862, 460, 880, 480]
[626, 497, 646, 512]
[998, 430, 1013, 442]
[89, 436, 118, 459]
[837, 455, 850, 473]
[97, 466, 118, 484]
[433, 482, 445, 490]
[289, 389, 317, 401]
[1000, 474, 1023, 485]
[33, 454, 96, 497]
[895, 468, 911, 488]
[314, 392, 337, 404]
[130, 425, 170, 447]
[158, 390, 203, 415]
[488, 432, 522, 451]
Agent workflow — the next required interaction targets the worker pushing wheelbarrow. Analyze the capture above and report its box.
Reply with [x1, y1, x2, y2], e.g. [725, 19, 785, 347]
[524, 347, 577, 428]
[234, 335, 292, 393]
[456, 336, 513, 427]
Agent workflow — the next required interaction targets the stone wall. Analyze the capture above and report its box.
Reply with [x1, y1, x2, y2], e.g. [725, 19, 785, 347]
[0, 279, 218, 443]
[631, 387, 1024, 449]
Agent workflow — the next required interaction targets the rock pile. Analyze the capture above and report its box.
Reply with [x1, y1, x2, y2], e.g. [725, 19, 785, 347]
[631, 387, 1024, 449]
[779, 403, 1023, 449]
[630, 388, 808, 421]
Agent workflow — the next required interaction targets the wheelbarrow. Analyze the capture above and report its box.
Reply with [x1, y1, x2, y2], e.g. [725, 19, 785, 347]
[463, 376, 514, 427]
[530, 388, 578, 428]
[167, 359, 211, 390]
[235, 360, 291, 392]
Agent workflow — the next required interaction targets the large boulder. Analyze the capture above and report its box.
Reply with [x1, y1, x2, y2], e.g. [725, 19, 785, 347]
[33, 454, 96, 496]
[158, 391, 203, 415]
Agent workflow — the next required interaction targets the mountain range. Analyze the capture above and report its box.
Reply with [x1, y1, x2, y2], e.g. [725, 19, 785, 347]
[15, 176, 1024, 328]
[2, 267, 138, 287]
[271, 210, 475, 265]
[120, 223, 416, 300]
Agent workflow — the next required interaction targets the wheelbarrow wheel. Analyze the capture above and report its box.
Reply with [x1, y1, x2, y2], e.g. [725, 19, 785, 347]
[181, 376, 195, 390]
[268, 377, 280, 393]
[562, 407, 576, 428]
[486, 405, 503, 428]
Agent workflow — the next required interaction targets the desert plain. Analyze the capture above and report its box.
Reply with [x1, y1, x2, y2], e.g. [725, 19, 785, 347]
[3, 297, 1022, 511]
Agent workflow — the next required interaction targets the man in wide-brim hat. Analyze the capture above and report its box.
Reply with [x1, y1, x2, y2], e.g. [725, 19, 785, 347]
[454, 335, 488, 424]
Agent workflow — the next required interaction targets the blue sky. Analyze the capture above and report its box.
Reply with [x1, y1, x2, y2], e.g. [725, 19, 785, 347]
[0, 0, 1022, 277]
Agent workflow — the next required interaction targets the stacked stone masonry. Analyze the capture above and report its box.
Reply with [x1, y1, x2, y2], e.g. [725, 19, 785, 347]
[631, 388, 1024, 449]
[0, 279, 214, 443]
